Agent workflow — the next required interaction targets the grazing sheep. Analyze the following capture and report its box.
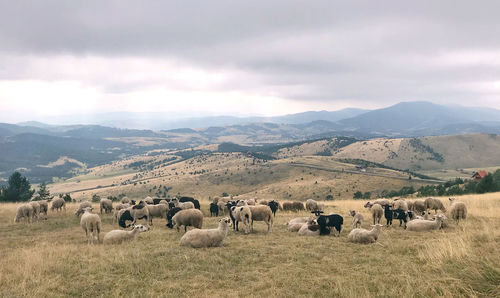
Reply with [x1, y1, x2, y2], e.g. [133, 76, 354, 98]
[349, 210, 364, 229]
[297, 218, 320, 236]
[406, 214, 444, 232]
[392, 199, 408, 211]
[259, 200, 269, 205]
[365, 202, 383, 225]
[100, 198, 113, 214]
[147, 203, 169, 222]
[209, 203, 219, 217]
[113, 203, 130, 223]
[169, 208, 204, 232]
[425, 197, 446, 213]
[180, 217, 232, 248]
[282, 201, 305, 212]
[409, 199, 426, 213]
[348, 224, 383, 244]
[121, 197, 130, 204]
[313, 211, 343, 236]
[177, 196, 201, 209]
[216, 197, 231, 215]
[229, 205, 252, 234]
[28, 201, 41, 221]
[14, 204, 34, 223]
[118, 201, 151, 228]
[440, 213, 449, 229]
[80, 207, 101, 245]
[38, 200, 48, 219]
[406, 200, 414, 211]
[306, 199, 319, 211]
[449, 198, 467, 222]
[364, 199, 390, 207]
[50, 197, 66, 212]
[103, 224, 149, 245]
[248, 205, 273, 233]
[75, 201, 93, 217]
[171, 198, 195, 210]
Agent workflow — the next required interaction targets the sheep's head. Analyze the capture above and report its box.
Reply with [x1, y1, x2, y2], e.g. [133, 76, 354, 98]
[363, 202, 373, 208]
[132, 224, 149, 232]
[220, 217, 232, 227]
[448, 198, 456, 204]
[349, 210, 356, 217]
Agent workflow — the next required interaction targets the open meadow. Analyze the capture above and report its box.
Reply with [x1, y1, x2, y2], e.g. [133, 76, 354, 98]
[1, 194, 499, 297]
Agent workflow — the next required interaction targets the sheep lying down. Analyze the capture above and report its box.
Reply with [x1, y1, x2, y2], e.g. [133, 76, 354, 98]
[180, 217, 232, 248]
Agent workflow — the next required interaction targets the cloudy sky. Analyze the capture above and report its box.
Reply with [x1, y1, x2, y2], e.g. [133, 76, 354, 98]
[1, 0, 499, 123]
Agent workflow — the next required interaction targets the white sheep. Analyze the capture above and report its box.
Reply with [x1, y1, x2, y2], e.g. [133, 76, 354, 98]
[100, 198, 113, 214]
[248, 205, 273, 233]
[147, 204, 169, 221]
[348, 224, 383, 244]
[75, 201, 93, 217]
[285, 217, 310, 232]
[449, 198, 467, 222]
[14, 204, 34, 223]
[38, 200, 49, 219]
[365, 202, 383, 225]
[297, 218, 320, 236]
[28, 201, 41, 221]
[179, 217, 232, 248]
[392, 199, 408, 211]
[230, 205, 252, 234]
[425, 197, 446, 213]
[406, 214, 444, 232]
[349, 210, 364, 229]
[171, 198, 194, 210]
[80, 207, 101, 244]
[50, 197, 66, 212]
[171, 209, 204, 232]
[144, 196, 154, 204]
[103, 224, 150, 244]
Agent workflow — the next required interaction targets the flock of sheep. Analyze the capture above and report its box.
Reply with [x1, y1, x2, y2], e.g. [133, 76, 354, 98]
[13, 194, 468, 248]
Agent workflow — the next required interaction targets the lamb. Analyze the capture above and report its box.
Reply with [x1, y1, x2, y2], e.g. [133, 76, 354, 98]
[179, 217, 232, 248]
[50, 197, 66, 212]
[449, 198, 467, 222]
[349, 210, 364, 229]
[75, 201, 93, 217]
[100, 198, 113, 214]
[425, 197, 446, 213]
[103, 224, 149, 245]
[80, 207, 101, 244]
[14, 204, 34, 223]
[297, 218, 320, 236]
[166, 208, 204, 232]
[248, 205, 273, 233]
[406, 214, 444, 232]
[229, 205, 252, 234]
[348, 224, 383, 244]
[28, 201, 41, 221]
[392, 199, 408, 211]
[170, 198, 195, 210]
[365, 202, 383, 225]
[209, 202, 219, 217]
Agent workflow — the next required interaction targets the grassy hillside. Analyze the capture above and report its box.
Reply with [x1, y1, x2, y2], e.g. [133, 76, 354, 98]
[1, 194, 499, 297]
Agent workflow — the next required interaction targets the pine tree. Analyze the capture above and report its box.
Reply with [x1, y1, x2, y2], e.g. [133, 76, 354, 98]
[0, 172, 35, 202]
[37, 182, 52, 200]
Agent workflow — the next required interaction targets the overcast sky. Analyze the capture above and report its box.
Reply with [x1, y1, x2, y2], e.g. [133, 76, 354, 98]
[1, 0, 500, 123]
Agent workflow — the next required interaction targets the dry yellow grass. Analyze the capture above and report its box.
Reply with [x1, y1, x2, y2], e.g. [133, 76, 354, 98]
[1, 193, 499, 297]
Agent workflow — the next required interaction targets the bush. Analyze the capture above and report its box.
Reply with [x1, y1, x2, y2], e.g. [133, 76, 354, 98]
[353, 191, 363, 199]
[325, 194, 334, 201]
[91, 194, 100, 203]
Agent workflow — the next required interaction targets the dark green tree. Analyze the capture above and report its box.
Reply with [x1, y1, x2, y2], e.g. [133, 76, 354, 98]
[353, 191, 363, 199]
[0, 172, 35, 202]
[37, 182, 52, 201]
[91, 194, 100, 203]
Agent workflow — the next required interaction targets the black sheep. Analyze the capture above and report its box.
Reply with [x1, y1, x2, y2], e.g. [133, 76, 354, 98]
[178, 196, 201, 209]
[384, 204, 393, 226]
[268, 200, 279, 216]
[384, 205, 409, 229]
[209, 202, 219, 217]
[165, 207, 182, 228]
[312, 211, 343, 236]
[225, 201, 238, 231]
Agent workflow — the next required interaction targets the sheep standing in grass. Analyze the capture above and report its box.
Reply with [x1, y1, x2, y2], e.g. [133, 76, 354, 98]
[103, 224, 149, 244]
[209, 203, 219, 217]
[348, 224, 383, 244]
[171, 198, 195, 210]
[14, 204, 34, 223]
[392, 199, 408, 212]
[38, 200, 48, 219]
[29, 201, 41, 221]
[297, 218, 320, 236]
[248, 205, 273, 233]
[118, 201, 150, 228]
[349, 210, 364, 229]
[409, 199, 426, 213]
[147, 203, 169, 223]
[406, 214, 444, 232]
[425, 197, 446, 214]
[180, 217, 232, 248]
[167, 208, 203, 232]
[365, 202, 383, 225]
[449, 198, 467, 223]
[113, 203, 130, 224]
[229, 205, 252, 234]
[80, 207, 101, 244]
[75, 201, 93, 217]
[100, 198, 113, 214]
[50, 197, 66, 212]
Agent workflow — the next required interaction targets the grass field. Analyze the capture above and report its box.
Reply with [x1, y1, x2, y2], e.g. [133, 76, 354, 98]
[1, 194, 499, 297]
